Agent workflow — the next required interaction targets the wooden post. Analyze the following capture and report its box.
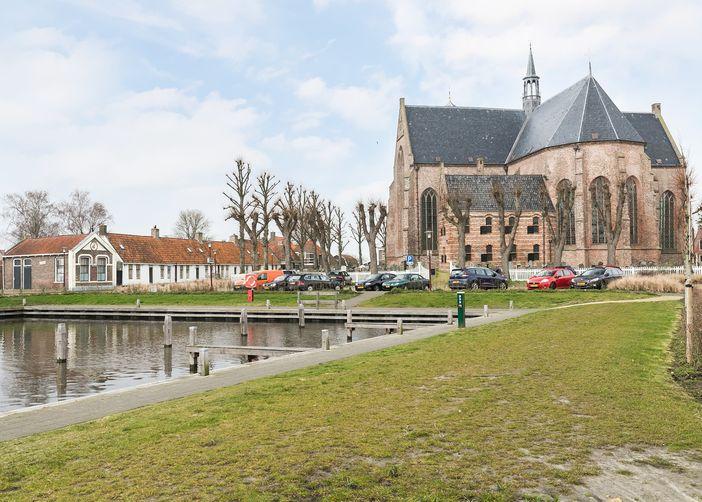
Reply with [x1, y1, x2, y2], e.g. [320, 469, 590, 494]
[199, 348, 210, 376]
[188, 326, 198, 373]
[55, 323, 68, 363]
[509, 300, 514, 310]
[136, 298, 141, 308]
[334, 290, 339, 309]
[240, 308, 248, 335]
[483, 305, 489, 318]
[22, 298, 26, 307]
[316, 291, 320, 309]
[296, 290, 301, 304]
[321, 329, 330, 350]
[266, 299, 271, 309]
[346, 309, 353, 341]
[163, 315, 173, 347]
[341, 299, 346, 311]
[396, 319, 403, 335]
[298, 304, 305, 327]
[447, 309, 453, 325]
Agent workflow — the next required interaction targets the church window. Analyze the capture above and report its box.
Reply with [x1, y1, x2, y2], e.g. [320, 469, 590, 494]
[590, 177, 609, 245]
[557, 179, 576, 245]
[420, 188, 438, 251]
[627, 177, 638, 245]
[660, 191, 675, 251]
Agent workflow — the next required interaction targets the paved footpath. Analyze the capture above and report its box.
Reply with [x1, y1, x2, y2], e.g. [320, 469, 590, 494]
[0, 308, 531, 442]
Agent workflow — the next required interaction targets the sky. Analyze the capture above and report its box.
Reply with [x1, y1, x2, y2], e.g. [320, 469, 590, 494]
[1, 0, 700, 248]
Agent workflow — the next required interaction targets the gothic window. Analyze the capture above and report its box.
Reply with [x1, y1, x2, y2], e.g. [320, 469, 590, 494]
[660, 191, 675, 251]
[557, 179, 576, 245]
[626, 177, 638, 245]
[590, 176, 609, 245]
[420, 188, 438, 251]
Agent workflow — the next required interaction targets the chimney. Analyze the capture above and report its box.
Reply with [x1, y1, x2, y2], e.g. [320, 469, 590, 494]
[195, 231, 203, 242]
[651, 103, 661, 117]
[151, 226, 160, 239]
[98, 224, 107, 235]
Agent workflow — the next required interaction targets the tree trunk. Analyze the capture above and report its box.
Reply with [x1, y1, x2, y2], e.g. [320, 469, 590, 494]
[456, 224, 466, 268]
[368, 242, 379, 274]
[283, 233, 292, 270]
[262, 232, 269, 269]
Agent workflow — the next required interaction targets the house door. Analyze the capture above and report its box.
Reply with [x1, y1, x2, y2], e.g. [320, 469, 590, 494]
[23, 259, 32, 289]
[116, 263, 123, 286]
[148, 266, 154, 284]
[13, 259, 21, 289]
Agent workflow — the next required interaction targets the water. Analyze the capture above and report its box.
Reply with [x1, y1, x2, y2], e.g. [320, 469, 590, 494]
[0, 319, 381, 412]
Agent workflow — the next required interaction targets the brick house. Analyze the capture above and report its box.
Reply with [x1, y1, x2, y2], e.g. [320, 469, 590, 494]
[386, 47, 685, 271]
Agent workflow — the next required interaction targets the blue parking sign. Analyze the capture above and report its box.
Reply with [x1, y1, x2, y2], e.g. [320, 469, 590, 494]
[406, 255, 414, 265]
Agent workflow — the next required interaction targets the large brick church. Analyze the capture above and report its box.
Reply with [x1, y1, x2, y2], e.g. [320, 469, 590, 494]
[386, 48, 685, 270]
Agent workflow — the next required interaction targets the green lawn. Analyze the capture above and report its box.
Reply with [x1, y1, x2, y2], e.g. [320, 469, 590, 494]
[0, 291, 356, 308]
[2, 301, 700, 500]
[361, 289, 654, 309]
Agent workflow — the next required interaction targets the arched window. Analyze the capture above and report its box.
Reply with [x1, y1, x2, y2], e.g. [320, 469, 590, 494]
[464, 244, 472, 261]
[626, 177, 638, 245]
[557, 179, 576, 245]
[509, 244, 517, 261]
[420, 188, 437, 251]
[23, 258, 32, 289]
[481, 244, 493, 262]
[13, 259, 21, 289]
[506, 216, 515, 234]
[590, 177, 610, 245]
[660, 191, 675, 251]
[481, 216, 492, 234]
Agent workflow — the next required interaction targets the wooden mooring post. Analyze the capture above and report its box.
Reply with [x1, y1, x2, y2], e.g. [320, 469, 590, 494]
[321, 329, 330, 350]
[509, 300, 514, 310]
[136, 298, 141, 308]
[447, 309, 453, 325]
[22, 298, 26, 306]
[240, 308, 249, 335]
[396, 319, 404, 335]
[316, 291, 320, 309]
[296, 290, 301, 305]
[266, 299, 271, 309]
[341, 299, 346, 311]
[188, 326, 198, 373]
[55, 323, 68, 363]
[298, 304, 305, 327]
[483, 305, 489, 318]
[163, 315, 173, 347]
[346, 309, 353, 341]
[199, 348, 210, 376]
[334, 290, 339, 309]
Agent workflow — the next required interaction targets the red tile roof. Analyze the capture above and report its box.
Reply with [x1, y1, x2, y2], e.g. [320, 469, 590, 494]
[108, 234, 245, 265]
[4, 235, 86, 256]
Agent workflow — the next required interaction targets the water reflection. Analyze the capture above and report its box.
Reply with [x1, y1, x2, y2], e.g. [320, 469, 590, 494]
[0, 319, 380, 412]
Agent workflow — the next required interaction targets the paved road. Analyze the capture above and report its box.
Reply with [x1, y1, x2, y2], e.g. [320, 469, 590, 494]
[0, 309, 530, 441]
[344, 290, 385, 307]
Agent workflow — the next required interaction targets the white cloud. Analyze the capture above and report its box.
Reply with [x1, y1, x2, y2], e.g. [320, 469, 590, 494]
[261, 133, 354, 164]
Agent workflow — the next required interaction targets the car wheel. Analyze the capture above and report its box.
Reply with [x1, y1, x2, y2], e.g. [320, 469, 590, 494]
[307, 285, 314, 292]
[374, 285, 381, 291]
[499, 282, 508, 290]
[596, 282, 603, 290]
[549, 282, 556, 290]
[335, 285, 341, 291]
[471, 281, 480, 291]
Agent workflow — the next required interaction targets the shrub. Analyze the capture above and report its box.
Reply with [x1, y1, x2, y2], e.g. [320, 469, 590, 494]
[118, 279, 236, 294]
[608, 274, 702, 293]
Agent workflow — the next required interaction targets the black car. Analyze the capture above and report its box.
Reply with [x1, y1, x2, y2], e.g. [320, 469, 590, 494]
[448, 267, 508, 290]
[262, 274, 295, 291]
[328, 270, 353, 287]
[381, 273, 430, 291]
[355, 273, 396, 291]
[571, 266, 624, 289]
[288, 273, 333, 291]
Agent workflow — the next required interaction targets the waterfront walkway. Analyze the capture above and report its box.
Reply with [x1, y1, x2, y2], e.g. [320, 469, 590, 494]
[0, 308, 530, 441]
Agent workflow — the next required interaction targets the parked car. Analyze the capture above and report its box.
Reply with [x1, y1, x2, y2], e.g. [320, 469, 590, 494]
[571, 266, 624, 289]
[526, 267, 576, 290]
[355, 273, 396, 291]
[328, 270, 353, 287]
[381, 273, 430, 291]
[263, 273, 295, 291]
[288, 273, 333, 291]
[448, 267, 508, 290]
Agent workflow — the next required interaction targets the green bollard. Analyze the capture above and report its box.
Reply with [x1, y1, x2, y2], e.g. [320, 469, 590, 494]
[457, 291, 465, 328]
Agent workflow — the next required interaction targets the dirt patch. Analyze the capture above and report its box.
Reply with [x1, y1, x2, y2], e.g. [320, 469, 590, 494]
[570, 447, 702, 501]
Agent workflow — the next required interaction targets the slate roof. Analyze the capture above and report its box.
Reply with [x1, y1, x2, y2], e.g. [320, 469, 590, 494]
[4, 235, 86, 256]
[444, 175, 553, 212]
[405, 105, 525, 165]
[623, 112, 680, 167]
[506, 75, 643, 163]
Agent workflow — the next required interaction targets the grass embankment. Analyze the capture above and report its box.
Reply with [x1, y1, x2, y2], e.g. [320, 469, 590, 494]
[2, 301, 701, 499]
[361, 288, 654, 309]
[0, 291, 356, 308]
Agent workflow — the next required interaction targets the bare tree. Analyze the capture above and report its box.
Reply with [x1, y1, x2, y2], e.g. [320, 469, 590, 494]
[491, 180, 523, 280]
[350, 207, 364, 267]
[677, 154, 698, 364]
[356, 200, 387, 274]
[246, 208, 263, 270]
[292, 186, 311, 269]
[57, 190, 112, 234]
[306, 191, 332, 273]
[253, 172, 279, 269]
[272, 182, 298, 269]
[2, 191, 61, 242]
[378, 218, 387, 269]
[224, 158, 253, 273]
[332, 206, 346, 269]
[541, 180, 575, 265]
[443, 194, 472, 269]
[174, 209, 211, 240]
[591, 176, 627, 265]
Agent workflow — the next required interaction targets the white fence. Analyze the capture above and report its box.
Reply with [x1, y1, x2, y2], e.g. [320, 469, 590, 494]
[508, 265, 702, 282]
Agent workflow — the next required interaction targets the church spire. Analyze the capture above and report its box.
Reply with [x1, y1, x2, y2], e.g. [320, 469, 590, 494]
[522, 44, 541, 115]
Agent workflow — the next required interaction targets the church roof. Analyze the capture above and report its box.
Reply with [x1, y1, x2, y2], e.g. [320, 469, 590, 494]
[623, 112, 680, 167]
[526, 46, 537, 77]
[405, 105, 524, 165]
[445, 175, 553, 212]
[506, 75, 643, 163]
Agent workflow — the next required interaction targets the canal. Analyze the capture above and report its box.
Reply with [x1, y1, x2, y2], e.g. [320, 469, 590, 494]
[0, 319, 382, 412]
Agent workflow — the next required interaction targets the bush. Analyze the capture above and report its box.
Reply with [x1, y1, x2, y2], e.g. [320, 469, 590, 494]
[118, 279, 236, 294]
[608, 274, 702, 293]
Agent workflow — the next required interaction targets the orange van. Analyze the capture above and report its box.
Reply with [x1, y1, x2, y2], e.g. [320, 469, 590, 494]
[245, 269, 284, 289]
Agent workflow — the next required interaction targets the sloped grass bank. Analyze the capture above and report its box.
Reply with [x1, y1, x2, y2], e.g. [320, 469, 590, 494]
[2, 302, 700, 500]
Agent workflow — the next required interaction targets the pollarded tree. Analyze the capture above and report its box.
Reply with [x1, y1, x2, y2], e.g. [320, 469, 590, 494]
[443, 195, 472, 269]
[332, 206, 346, 269]
[253, 171, 279, 269]
[541, 179, 575, 266]
[356, 199, 387, 274]
[491, 180, 522, 280]
[350, 207, 364, 267]
[272, 182, 299, 269]
[292, 186, 312, 269]
[590, 176, 627, 265]
[224, 158, 253, 272]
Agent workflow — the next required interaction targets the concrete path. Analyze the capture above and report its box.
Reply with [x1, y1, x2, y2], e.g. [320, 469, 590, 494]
[344, 290, 384, 307]
[0, 308, 531, 442]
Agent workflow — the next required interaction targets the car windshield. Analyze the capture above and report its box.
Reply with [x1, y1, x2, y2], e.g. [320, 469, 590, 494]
[581, 268, 604, 277]
[272, 275, 286, 283]
[534, 269, 555, 277]
[450, 269, 463, 278]
[393, 274, 410, 280]
[288, 275, 301, 281]
[365, 274, 380, 281]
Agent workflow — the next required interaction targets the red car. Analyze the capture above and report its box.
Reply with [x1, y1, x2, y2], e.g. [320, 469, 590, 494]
[526, 267, 575, 290]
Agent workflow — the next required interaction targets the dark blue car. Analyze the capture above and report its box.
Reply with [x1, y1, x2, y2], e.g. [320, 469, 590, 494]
[448, 267, 508, 290]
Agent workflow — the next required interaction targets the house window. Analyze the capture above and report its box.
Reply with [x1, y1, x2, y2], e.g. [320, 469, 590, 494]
[128, 264, 133, 280]
[527, 216, 539, 234]
[97, 257, 107, 281]
[660, 191, 675, 251]
[464, 244, 472, 261]
[55, 257, 65, 283]
[186, 266, 190, 279]
[304, 252, 315, 266]
[505, 216, 515, 235]
[79, 256, 90, 282]
[590, 176, 609, 245]
[160, 265, 165, 279]
[13, 259, 21, 289]
[136, 265, 141, 280]
[420, 188, 438, 251]
[480, 216, 492, 235]
[167, 266, 172, 279]
[528, 244, 540, 262]
[481, 244, 493, 262]
[509, 244, 517, 262]
[627, 177, 638, 245]
[196, 266, 200, 280]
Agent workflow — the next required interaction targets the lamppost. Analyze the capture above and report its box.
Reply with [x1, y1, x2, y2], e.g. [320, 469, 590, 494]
[207, 242, 216, 291]
[425, 230, 433, 290]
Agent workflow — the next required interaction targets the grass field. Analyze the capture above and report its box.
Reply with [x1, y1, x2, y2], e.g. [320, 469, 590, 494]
[2, 301, 700, 499]
[0, 291, 356, 308]
[360, 288, 654, 309]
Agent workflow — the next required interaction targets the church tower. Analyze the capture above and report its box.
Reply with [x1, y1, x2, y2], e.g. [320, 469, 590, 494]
[522, 45, 540, 114]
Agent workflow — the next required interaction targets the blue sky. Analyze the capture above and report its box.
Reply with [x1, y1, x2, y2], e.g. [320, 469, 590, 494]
[1, 0, 700, 246]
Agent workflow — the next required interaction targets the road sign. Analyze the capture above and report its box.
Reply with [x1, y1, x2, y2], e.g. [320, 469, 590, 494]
[406, 255, 414, 265]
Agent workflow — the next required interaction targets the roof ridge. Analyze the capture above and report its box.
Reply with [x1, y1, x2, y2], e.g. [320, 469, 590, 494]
[546, 78, 588, 148]
[577, 77, 592, 141]
[592, 77, 619, 139]
[405, 104, 523, 113]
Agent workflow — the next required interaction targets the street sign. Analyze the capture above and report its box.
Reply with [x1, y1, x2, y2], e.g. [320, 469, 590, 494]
[406, 255, 414, 266]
